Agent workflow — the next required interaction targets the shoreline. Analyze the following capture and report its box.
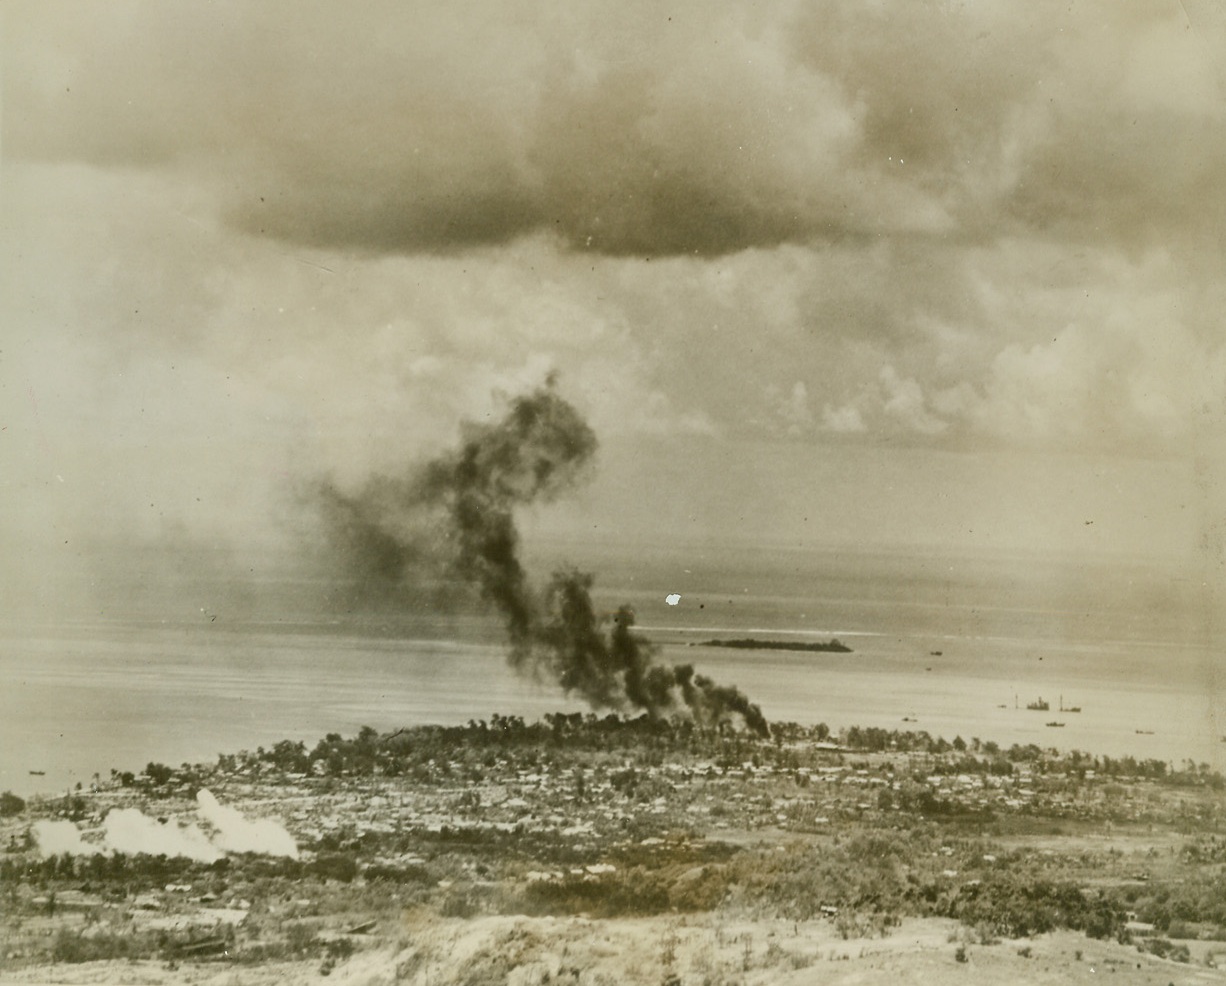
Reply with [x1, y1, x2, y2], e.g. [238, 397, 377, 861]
[7, 698, 1220, 804]
[3, 715, 1225, 981]
[7, 627, 1222, 803]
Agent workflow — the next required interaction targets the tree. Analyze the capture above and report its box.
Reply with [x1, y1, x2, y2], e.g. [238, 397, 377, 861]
[0, 791, 25, 817]
[145, 762, 174, 786]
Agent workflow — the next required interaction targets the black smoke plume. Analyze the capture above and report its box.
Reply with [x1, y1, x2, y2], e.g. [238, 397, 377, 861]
[316, 381, 769, 737]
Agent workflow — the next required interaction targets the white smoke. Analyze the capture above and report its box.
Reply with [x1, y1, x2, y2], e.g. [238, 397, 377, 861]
[103, 808, 222, 863]
[33, 820, 101, 856]
[31, 791, 298, 861]
[196, 789, 299, 859]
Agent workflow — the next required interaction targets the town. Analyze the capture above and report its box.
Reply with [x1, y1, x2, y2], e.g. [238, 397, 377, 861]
[3, 715, 1226, 982]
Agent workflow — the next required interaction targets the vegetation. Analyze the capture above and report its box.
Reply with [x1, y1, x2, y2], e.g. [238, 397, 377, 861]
[0, 791, 25, 817]
[2, 716, 1223, 973]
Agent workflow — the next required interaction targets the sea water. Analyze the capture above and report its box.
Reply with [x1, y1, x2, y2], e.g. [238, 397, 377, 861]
[2, 544, 1221, 797]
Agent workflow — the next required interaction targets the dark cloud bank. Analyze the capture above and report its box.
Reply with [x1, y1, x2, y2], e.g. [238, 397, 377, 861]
[13, 3, 1223, 259]
[316, 381, 769, 737]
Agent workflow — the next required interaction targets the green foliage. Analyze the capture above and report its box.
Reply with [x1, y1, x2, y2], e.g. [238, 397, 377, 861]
[51, 928, 150, 963]
[144, 762, 174, 785]
[520, 867, 673, 918]
[310, 852, 360, 883]
[0, 790, 25, 816]
[940, 877, 1123, 939]
[364, 862, 432, 884]
[720, 834, 923, 922]
[1140, 937, 1191, 962]
[1130, 870, 1226, 929]
[266, 739, 311, 773]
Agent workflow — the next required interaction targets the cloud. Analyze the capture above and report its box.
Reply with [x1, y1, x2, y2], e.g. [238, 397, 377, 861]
[803, 366, 950, 438]
[767, 381, 816, 436]
[970, 318, 1226, 450]
[3, 0, 1223, 578]
[8, 3, 873, 256]
[878, 366, 949, 436]
[10, 2, 1222, 259]
[821, 402, 867, 434]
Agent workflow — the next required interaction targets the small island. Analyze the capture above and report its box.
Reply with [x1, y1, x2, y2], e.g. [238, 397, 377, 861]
[699, 637, 853, 653]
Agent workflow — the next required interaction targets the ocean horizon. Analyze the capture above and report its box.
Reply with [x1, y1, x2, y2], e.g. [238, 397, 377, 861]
[3, 545, 1219, 799]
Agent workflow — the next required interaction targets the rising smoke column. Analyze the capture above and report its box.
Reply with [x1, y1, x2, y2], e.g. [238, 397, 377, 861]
[419, 384, 598, 667]
[317, 381, 769, 736]
[538, 573, 770, 736]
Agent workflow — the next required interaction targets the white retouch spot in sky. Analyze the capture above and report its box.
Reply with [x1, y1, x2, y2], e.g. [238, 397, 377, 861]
[665, 593, 681, 606]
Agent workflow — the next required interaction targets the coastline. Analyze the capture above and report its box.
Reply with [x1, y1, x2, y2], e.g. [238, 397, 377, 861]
[3, 716, 1225, 981]
[5, 620, 1222, 802]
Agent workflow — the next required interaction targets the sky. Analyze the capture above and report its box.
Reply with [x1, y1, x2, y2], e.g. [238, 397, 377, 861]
[3, 1, 1226, 620]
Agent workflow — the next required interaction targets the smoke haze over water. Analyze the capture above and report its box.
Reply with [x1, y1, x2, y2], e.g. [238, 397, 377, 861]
[316, 383, 769, 736]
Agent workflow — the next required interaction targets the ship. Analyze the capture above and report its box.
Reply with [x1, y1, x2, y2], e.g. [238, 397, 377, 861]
[1026, 697, 1049, 711]
[1045, 721, 1065, 728]
[1059, 696, 1081, 713]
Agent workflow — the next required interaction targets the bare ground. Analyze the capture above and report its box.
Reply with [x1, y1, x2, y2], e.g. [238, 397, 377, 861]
[3, 914, 1225, 986]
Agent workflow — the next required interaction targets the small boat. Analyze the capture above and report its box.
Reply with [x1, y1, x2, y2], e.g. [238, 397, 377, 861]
[1136, 730, 1155, 735]
[28, 770, 45, 776]
[1045, 721, 1065, 728]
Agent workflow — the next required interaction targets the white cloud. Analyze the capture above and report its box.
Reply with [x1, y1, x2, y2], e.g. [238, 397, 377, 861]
[970, 317, 1226, 449]
[4, 0, 1224, 572]
[821, 402, 867, 434]
[879, 366, 949, 436]
[767, 381, 815, 436]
